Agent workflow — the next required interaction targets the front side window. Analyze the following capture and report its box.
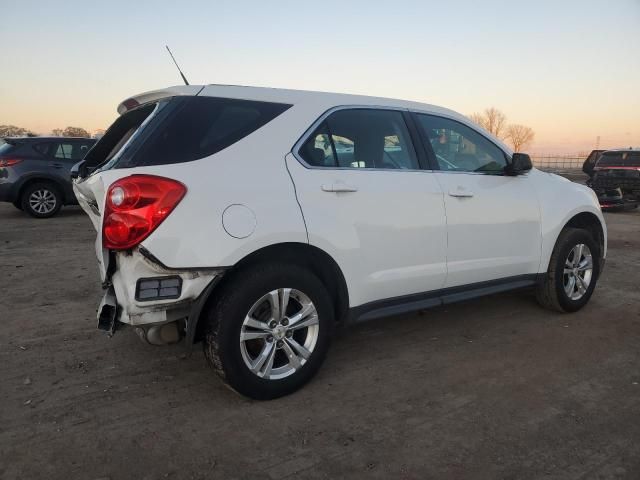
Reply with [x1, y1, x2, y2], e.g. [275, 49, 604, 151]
[299, 109, 419, 170]
[416, 114, 507, 173]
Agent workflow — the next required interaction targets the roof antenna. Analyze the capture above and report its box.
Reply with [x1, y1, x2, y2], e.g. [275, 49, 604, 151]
[165, 45, 189, 85]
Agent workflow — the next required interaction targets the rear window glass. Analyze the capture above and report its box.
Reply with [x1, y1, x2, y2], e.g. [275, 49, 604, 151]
[33, 143, 53, 156]
[0, 143, 15, 155]
[597, 151, 640, 167]
[127, 96, 291, 167]
[0, 141, 30, 157]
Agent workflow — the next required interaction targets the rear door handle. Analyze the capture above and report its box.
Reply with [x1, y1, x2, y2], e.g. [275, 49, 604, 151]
[322, 182, 358, 193]
[448, 188, 474, 198]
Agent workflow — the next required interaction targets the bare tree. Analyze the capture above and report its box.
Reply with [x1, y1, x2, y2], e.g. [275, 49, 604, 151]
[506, 124, 535, 152]
[0, 125, 34, 137]
[51, 128, 64, 136]
[61, 126, 91, 138]
[468, 112, 485, 127]
[468, 107, 507, 139]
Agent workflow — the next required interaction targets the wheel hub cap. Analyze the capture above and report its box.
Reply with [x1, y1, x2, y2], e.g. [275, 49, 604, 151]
[273, 325, 287, 340]
[29, 189, 56, 214]
[240, 288, 320, 380]
[563, 243, 593, 301]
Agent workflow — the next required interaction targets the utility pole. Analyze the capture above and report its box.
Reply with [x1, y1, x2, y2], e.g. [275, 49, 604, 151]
[595, 135, 600, 150]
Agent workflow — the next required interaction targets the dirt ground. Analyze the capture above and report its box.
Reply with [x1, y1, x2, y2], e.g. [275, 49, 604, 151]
[1, 201, 639, 480]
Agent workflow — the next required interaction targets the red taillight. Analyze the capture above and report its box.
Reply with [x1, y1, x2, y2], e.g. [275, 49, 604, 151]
[102, 175, 186, 250]
[0, 158, 22, 167]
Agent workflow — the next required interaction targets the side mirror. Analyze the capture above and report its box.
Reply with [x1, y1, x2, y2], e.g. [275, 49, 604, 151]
[506, 153, 532, 176]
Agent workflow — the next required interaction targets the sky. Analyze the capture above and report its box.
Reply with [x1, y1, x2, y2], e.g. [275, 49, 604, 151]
[1, 0, 639, 153]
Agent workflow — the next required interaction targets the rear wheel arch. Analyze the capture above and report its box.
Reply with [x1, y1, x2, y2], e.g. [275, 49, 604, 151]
[17, 176, 68, 204]
[193, 242, 350, 342]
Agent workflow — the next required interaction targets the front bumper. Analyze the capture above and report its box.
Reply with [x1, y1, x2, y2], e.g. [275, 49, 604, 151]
[97, 248, 223, 332]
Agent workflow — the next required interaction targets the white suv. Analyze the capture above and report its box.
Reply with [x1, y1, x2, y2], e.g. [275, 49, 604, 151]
[74, 85, 606, 399]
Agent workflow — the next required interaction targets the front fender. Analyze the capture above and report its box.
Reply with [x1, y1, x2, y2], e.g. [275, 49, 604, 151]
[533, 170, 606, 273]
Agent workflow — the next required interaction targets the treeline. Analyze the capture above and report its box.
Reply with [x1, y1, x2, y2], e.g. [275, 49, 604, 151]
[0, 125, 95, 138]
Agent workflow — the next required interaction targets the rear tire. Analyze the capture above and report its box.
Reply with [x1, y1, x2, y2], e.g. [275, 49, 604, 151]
[203, 263, 334, 400]
[21, 182, 62, 218]
[536, 228, 600, 313]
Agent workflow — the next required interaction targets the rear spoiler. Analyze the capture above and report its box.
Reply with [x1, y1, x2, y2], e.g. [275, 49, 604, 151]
[117, 85, 204, 115]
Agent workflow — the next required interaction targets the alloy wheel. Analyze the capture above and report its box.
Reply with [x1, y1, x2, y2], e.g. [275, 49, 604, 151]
[240, 288, 319, 380]
[28, 189, 57, 214]
[563, 244, 593, 300]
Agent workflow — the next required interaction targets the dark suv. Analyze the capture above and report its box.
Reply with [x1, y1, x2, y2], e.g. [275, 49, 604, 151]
[590, 149, 640, 210]
[0, 136, 95, 217]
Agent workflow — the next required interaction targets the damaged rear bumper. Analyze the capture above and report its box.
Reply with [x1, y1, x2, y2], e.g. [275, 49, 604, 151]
[96, 247, 224, 343]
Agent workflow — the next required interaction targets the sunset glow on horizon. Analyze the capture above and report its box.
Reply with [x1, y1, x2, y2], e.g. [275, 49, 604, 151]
[1, 0, 638, 154]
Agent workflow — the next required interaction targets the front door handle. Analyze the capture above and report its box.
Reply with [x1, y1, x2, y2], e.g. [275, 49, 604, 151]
[448, 188, 474, 198]
[49, 163, 64, 169]
[322, 182, 358, 193]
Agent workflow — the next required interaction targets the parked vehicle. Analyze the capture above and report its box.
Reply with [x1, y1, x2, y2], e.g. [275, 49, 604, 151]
[0, 136, 96, 217]
[74, 85, 607, 399]
[589, 149, 640, 210]
[582, 149, 604, 179]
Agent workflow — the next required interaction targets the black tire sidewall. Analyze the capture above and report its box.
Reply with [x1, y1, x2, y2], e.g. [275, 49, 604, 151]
[206, 264, 334, 400]
[552, 229, 600, 312]
[21, 183, 62, 218]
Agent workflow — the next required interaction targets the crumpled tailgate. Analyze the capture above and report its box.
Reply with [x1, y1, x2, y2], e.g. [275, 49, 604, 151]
[73, 173, 110, 282]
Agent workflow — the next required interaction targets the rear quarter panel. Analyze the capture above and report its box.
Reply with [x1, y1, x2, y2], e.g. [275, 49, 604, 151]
[115, 100, 322, 268]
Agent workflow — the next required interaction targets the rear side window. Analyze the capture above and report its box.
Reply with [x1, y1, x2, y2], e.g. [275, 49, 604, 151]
[129, 96, 292, 167]
[53, 141, 93, 161]
[33, 142, 53, 156]
[299, 109, 419, 170]
[55, 143, 73, 159]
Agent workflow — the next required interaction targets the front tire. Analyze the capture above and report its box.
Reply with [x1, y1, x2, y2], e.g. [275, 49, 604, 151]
[21, 182, 62, 218]
[536, 228, 600, 313]
[203, 263, 334, 400]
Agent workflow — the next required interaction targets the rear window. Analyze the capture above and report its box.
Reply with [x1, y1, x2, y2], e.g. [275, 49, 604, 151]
[124, 96, 291, 168]
[0, 143, 14, 155]
[84, 102, 159, 173]
[0, 141, 31, 157]
[597, 151, 640, 167]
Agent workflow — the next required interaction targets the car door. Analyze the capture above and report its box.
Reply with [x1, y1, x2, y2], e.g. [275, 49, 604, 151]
[413, 112, 542, 288]
[286, 107, 448, 308]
